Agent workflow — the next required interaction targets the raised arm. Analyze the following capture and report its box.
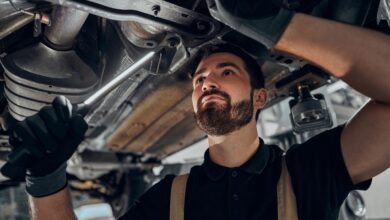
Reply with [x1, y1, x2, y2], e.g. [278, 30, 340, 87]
[274, 13, 390, 184]
[29, 187, 76, 220]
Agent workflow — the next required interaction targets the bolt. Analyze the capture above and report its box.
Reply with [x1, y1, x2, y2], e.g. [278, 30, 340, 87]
[152, 5, 160, 16]
[167, 37, 180, 48]
[196, 20, 206, 30]
[194, 20, 211, 34]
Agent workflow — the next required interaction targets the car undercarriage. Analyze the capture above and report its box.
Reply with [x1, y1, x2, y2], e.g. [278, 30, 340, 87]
[0, 0, 389, 219]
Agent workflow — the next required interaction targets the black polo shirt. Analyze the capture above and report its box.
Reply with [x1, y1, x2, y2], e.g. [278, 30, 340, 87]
[120, 125, 371, 220]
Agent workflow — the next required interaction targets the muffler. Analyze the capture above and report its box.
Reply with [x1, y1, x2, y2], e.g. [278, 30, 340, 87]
[0, 6, 98, 121]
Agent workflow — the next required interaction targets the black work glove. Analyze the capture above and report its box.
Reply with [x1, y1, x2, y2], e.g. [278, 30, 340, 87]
[0, 96, 88, 197]
[211, 0, 295, 49]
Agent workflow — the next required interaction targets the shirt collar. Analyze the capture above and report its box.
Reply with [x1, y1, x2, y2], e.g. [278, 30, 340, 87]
[202, 138, 270, 181]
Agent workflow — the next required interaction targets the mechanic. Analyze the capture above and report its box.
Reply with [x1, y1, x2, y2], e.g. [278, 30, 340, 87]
[3, 2, 390, 220]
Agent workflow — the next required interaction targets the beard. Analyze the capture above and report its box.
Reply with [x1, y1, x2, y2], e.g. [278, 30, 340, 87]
[194, 89, 254, 136]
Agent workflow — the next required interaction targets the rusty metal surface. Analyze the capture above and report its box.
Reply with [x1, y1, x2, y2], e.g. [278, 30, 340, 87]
[108, 77, 193, 152]
[121, 93, 193, 152]
[147, 114, 205, 160]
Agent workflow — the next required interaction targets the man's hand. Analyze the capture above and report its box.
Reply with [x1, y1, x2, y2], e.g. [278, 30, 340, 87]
[210, 0, 295, 48]
[1, 96, 88, 197]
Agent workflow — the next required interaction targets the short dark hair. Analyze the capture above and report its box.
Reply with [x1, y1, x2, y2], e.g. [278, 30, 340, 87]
[190, 44, 265, 89]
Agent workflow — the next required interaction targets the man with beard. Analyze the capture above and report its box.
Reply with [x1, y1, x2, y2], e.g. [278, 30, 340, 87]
[5, 4, 390, 220]
[194, 84, 254, 136]
[119, 18, 390, 217]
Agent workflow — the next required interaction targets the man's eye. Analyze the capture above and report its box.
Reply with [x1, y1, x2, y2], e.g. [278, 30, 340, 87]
[223, 70, 233, 76]
[195, 77, 204, 85]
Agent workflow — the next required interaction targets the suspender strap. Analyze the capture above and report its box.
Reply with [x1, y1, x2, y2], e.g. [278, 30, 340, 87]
[170, 174, 189, 220]
[169, 157, 298, 220]
[277, 157, 299, 220]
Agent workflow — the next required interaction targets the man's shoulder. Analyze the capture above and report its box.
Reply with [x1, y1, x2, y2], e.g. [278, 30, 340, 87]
[266, 144, 284, 164]
[134, 174, 175, 206]
[120, 175, 175, 220]
[283, 125, 346, 179]
[286, 124, 345, 155]
[152, 164, 203, 192]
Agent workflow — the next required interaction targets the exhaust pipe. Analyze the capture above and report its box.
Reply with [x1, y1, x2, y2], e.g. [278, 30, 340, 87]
[44, 6, 89, 49]
[0, 6, 98, 121]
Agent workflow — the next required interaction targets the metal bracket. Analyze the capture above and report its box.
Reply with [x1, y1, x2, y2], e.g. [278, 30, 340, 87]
[40, 0, 221, 38]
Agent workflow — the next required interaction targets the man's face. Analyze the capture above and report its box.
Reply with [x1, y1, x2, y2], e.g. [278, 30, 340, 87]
[191, 52, 255, 136]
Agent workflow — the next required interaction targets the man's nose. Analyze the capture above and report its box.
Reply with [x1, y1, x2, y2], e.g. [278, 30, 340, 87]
[202, 76, 219, 92]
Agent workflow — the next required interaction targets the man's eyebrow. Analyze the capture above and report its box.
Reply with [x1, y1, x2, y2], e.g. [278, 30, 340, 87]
[216, 62, 242, 71]
[193, 62, 242, 78]
[193, 68, 206, 78]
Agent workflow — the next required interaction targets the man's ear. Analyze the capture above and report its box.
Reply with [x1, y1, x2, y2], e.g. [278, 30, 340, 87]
[253, 88, 267, 109]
